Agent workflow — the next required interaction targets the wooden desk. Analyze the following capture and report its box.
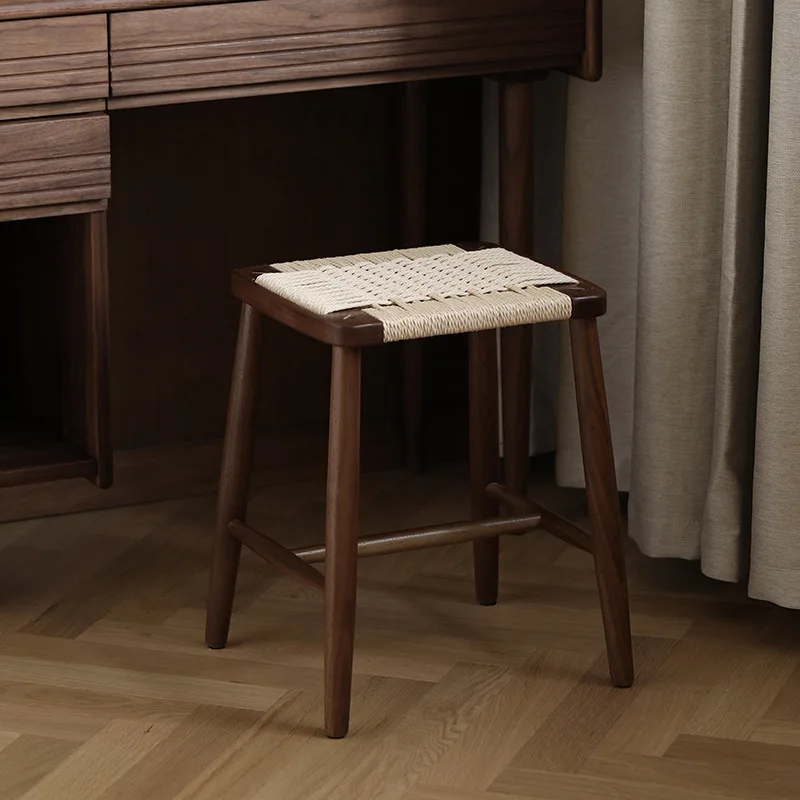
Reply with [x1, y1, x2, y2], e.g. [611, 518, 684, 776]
[0, 0, 600, 517]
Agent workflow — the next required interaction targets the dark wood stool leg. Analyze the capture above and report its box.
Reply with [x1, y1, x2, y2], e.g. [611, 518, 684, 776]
[205, 302, 262, 649]
[403, 340, 424, 473]
[501, 326, 533, 496]
[325, 345, 362, 738]
[469, 330, 501, 605]
[498, 80, 535, 501]
[402, 81, 427, 474]
[570, 317, 634, 687]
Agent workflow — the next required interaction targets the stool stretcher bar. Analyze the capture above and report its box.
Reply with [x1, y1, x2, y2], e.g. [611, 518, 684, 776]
[228, 511, 543, 594]
[295, 512, 542, 564]
[228, 520, 326, 594]
[486, 482, 594, 554]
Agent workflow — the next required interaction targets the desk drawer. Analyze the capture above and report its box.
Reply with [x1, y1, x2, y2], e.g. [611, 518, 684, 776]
[0, 115, 110, 221]
[109, 0, 585, 106]
[0, 15, 109, 120]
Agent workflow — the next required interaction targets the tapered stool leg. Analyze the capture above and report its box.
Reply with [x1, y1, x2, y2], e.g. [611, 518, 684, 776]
[206, 303, 262, 649]
[469, 330, 501, 605]
[570, 317, 634, 687]
[325, 346, 362, 738]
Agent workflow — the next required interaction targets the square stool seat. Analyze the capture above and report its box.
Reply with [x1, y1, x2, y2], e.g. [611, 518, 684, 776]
[232, 243, 607, 347]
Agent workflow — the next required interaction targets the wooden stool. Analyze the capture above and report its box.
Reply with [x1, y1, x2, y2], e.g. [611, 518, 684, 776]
[205, 243, 633, 738]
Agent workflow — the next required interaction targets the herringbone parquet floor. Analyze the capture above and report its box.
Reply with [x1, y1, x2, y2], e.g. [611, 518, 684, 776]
[1, 463, 798, 799]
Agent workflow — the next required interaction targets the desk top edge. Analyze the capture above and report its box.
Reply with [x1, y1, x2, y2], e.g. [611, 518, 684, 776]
[0, 0, 248, 21]
[0, 0, 593, 24]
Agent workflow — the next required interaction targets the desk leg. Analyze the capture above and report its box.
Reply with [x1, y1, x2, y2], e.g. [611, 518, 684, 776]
[498, 80, 535, 499]
[85, 211, 113, 489]
[401, 81, 427, 474]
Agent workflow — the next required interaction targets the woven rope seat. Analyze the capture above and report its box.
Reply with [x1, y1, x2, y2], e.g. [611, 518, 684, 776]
[254, 244, 578, 342]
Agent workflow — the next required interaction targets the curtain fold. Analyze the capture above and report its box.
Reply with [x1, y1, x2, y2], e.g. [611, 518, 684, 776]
[749, 1, 800, 606]
[558, 0, 800, 608]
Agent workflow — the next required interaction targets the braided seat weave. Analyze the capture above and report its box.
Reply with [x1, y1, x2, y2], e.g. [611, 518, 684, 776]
[255, 245, 577, 342]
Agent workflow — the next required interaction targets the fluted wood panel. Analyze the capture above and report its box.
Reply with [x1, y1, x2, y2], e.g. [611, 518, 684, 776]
[0, 115, 110, 221]
[109, 0, 585, 105]
[0, 15, 108, 117]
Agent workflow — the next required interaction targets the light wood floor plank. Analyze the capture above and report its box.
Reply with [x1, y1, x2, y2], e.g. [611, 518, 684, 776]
[179, 678, 430, 800]
[284, 663, 514, 800]
[749, 719, 800, 748]
[0, 465, 797, 800]
[18, 719, 177, 800]
[507, 637, 675, 773]
[681, 624, 799, 740]
[424, 649, 596, 790]
[583, 744, 800, 800]
[0, 680, 193, 741]
[0, 654, 288, 711]
[489, 768, 757, 800]
[0, 735, 77, 800]
[95, 706, 265, 800]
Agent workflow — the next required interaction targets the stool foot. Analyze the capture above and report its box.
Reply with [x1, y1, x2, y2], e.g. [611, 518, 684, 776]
[570, 318, 634, 688]
[205, 303, 262, 651]
[324, 346, 361, 739]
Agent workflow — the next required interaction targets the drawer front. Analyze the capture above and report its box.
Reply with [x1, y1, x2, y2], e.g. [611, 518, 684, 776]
[110, 0, 585, 103]
[0, 115, 110, 219]
[0, 15, 108, 118]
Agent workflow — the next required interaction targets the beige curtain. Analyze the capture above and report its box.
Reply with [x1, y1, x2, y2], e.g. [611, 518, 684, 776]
[557, 0, 800, 608]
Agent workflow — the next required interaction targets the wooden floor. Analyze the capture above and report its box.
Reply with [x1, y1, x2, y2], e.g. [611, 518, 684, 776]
[1, 463, 799, 799]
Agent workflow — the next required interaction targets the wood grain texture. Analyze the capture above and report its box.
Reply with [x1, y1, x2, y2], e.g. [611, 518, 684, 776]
[0, 98, 105, 122]
[469, 329, 501, 606]
[570, 318, 633, 688]
[206, 303, 262, 649]
[0, 115, 110, 220]
[0, 463, 796, 798]
[324, 345, 362, 737]
[109, 0, 584, 104]
[0, 0, 251, 22]
[105, 59, 566, 111]
[0, 15, 108, 111]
